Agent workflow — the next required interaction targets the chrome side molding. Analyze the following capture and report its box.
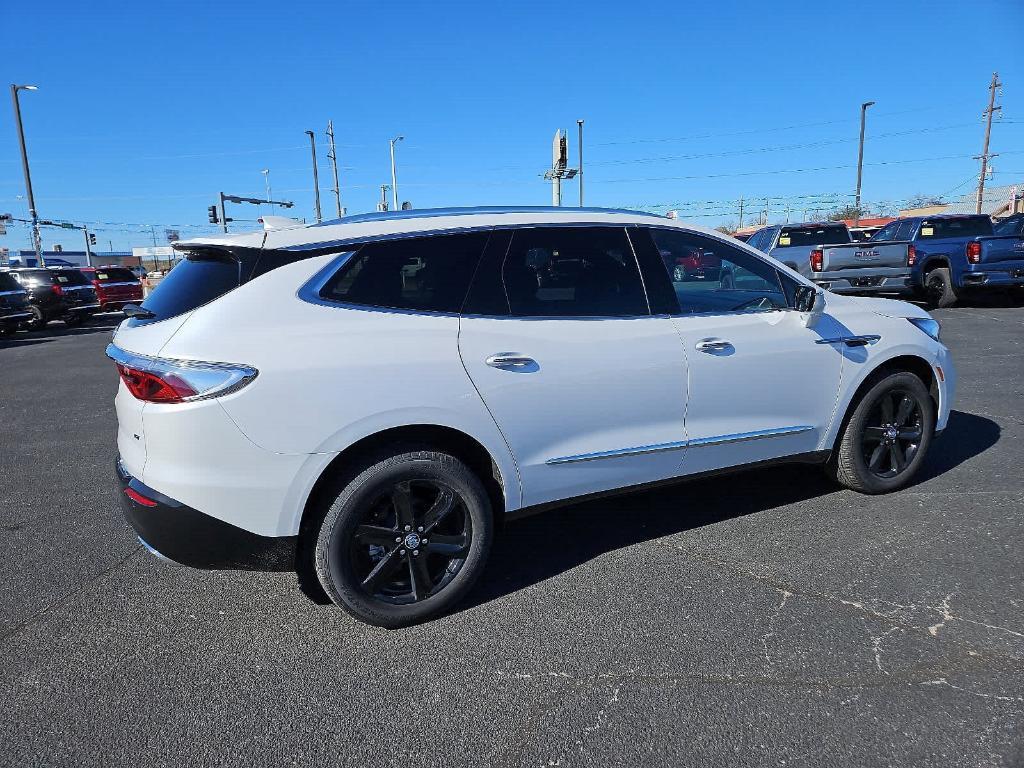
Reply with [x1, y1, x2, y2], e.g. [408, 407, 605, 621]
[545, 425, 814, 465]
[816, 335, 882, 347]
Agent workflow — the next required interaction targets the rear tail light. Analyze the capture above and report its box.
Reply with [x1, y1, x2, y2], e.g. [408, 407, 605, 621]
[92, 279, 102, 288]
[105, 344, 257, 404]
[810, 249, 824, 272]
[907, 245, 916, 267]
[966, 241, 981, 264]
[51, 284, 64, 296]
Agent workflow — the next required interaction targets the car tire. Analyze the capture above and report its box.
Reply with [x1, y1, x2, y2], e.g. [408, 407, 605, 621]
[924, 267, 958, 308]
[22, 305, 47, 331]
[829, 371, 935, 494]
[314, 450, 493, 628]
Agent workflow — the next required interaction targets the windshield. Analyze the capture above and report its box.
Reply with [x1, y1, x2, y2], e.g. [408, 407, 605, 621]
[135, 253, 241, 324]
[993, 216, 1024, 236]
[919, 217, 992, 238]
[777, 225, 851, 247]
[93, 268, 137, 282]
[53, 270, 90, 286]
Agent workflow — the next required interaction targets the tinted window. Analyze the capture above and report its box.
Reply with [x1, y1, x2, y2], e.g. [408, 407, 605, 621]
[872, 222, 900, 242]
[138, 254, 241, 322]
[993, 215, 1024, 236]
[93, 268, 136, 282]
[895, 220, 918, 240]
[320, 232, 489, 313]
[13, 270, 51, 285]
[747, 229, 766, 251]
[0, 272, 21, 291]
[918, 217, 993, 238]
[501, 227, 647, 317]
[53, 269, 90, 286]
[777, 224, 850, 247]
[651, 229, 788, 314]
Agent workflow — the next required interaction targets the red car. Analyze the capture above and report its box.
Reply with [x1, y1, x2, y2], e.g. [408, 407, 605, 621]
[78, 266, 144, 313]
[665, 246, 723, 282]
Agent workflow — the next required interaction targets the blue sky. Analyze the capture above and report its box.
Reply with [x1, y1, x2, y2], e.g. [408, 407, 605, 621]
[3, 0, 1023, 251]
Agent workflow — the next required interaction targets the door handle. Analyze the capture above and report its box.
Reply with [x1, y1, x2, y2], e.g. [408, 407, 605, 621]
[695, 339, 733, 353]
[485, 353, 536, 369]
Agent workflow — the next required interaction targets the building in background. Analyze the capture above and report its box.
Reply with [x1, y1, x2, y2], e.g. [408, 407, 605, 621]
[900, 183, 1024, 218]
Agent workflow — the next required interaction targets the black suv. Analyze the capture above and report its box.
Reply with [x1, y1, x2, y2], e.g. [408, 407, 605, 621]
[9, 268, 100, 330]
[0, 271, 33, 337]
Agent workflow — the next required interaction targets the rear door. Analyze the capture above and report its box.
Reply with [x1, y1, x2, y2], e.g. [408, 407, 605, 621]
[458, 226, 689, 508]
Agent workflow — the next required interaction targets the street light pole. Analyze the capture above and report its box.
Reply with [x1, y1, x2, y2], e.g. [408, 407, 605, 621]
[577, 119, 584, 207]
[389, 136, 404, 211]
[305, 130, 322, 223]
[11, 84, 42, 266]
[854, 100, 875, 223]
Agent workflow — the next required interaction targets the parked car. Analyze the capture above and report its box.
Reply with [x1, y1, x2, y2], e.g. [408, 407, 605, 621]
[870, 214, 1024, 307]
[747, 222, 911, 296]
[993, 213, 1024, 237]
[8, 267, 100, 329]
[0, 270, 33, 337]
[109, 206, 955, 627]
[664, 244, 722, 282]
[78, 265, 144, 313]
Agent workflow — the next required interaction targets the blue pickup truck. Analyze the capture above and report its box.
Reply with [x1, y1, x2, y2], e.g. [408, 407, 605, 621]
[869, 214, 1024, 307]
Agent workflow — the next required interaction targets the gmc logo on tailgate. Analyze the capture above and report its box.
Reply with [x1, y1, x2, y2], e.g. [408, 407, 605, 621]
[854, 249, 880, 260]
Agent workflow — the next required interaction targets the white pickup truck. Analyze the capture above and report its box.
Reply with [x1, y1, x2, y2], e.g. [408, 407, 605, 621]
[746, 222, 911, 295]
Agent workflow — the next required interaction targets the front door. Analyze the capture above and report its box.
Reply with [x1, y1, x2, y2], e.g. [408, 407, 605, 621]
[459, 226, 689, 508]
[637, 227, 845, 476]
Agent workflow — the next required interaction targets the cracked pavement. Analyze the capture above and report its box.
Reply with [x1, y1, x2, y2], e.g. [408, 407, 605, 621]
[1, 301, 1022, 767]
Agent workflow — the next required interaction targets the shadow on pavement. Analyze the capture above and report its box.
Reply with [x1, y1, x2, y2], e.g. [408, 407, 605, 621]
[466, 408, 998, 611]
[0, 337, 53, 351]
[18, 323, 118, 342]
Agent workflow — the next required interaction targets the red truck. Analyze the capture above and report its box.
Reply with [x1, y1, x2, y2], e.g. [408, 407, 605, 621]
[78, 266, 144, 313]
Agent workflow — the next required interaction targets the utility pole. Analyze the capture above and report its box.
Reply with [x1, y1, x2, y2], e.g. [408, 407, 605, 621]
[326, 120, 343, 217]
[737, 196, 744, 228]
[577, 119, 585, 207]
[854, 101, 875, 223]
[543, 129, 577, 207]
[389, 136, 404, 212]
[378, 184, 390, 212]
[261, 169, 272, 210]
[305, 130, 322, 223]
[11, 84, 42, 266]
[976, 72, 1002, 215]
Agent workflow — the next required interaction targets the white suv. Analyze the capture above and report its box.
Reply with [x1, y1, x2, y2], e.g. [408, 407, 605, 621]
[108, 207, 955, 627]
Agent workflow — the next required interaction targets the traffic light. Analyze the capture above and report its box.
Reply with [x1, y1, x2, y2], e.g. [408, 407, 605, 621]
[89, 233, 97, 246]
[207, 205, 219, 224]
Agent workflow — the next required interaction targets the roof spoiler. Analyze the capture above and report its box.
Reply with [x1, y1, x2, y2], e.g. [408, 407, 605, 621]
[259, 215, 305, 231]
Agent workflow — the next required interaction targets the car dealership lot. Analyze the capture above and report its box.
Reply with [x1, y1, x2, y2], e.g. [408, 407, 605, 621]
[1, 305, 1022, 767]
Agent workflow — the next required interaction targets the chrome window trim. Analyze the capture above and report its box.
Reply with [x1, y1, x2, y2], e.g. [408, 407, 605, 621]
[546, 426, 814, 465]
[815, 335, 881, 346]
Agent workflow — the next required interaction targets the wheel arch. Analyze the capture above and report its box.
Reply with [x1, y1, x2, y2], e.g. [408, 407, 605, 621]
[293, 423, 512, 603]
[919, 254, 950, 274]
[828, 353, 938, 455]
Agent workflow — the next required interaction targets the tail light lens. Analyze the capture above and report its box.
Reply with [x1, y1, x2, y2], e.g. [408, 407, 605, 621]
[105, 344, 257, 404]
[966, 242, 982, 264]
[810, 249, 824, 272]
[51, 284, 64, 296]
[907, 245, 916, 267]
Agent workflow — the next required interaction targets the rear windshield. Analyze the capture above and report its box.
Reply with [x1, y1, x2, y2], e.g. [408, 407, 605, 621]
[919, 217, 992, 238]
[137, 254, 241, 322]
[93, 267, 136, 282]
[52, 270, 90, 286]
[776, 225, 851, 248]
[0, 272, 22, 291]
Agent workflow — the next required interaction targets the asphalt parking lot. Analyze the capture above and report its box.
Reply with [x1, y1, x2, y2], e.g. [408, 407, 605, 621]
[1, 302, 1022, 767]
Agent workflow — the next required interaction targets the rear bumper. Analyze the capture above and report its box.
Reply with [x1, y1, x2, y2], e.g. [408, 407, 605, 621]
[957, 267, 1024, 290]
[812, 273, 911, 295]
[116, 457, 297, 571]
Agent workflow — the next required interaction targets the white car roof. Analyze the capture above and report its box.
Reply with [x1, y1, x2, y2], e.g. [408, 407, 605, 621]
[174, 206, 717, 253]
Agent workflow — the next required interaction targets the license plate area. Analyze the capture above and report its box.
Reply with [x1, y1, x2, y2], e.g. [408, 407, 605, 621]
[849, 276, 883, 287]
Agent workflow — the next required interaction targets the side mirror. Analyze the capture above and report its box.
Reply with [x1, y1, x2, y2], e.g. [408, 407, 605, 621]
[794, 285, 826, 327]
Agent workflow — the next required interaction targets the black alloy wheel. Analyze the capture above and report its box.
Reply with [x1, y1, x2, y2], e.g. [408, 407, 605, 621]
[22, 305, 46, 331]
[829, 371, 935, 494]
[314, 450, 493, 627]
[347, 479, 471, 604]
[860, 388, 924, 479]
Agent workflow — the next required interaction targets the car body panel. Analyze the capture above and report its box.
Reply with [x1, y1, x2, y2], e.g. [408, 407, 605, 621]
[109, 207, 955, 547]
